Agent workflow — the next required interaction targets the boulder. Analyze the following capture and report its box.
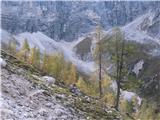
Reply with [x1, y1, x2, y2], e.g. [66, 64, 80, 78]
[69, 84, 82, 96]
[132, 60, 144, 76]
[38, 108, 47, 116]
[42, 76, 55, 86]
[0, 58, 7, 67]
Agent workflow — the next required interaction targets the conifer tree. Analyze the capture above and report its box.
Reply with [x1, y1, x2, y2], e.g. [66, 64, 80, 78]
[102, 28, 131, 110]
[22, 39, 30, 51]
[47, 55, 56, 75]
[29, 47, 36, 65]
[76, 77, 85, 91]
[94, 27, 135, 110]
[20, 39, 30, 61]
[35, 48, 40, 68]
[8, 38, 17, 55]
[94, 24, 103, 97]
[46, 53, 63, 80]
[113, 28, 125, 111]
[52, 54, 61, 80]
[57, 53, 66, 80]
[42, 50, 48, 72]
[61, 62, 70, 84]
[69, 64, 77, 84]
[45, 54, 51, 73]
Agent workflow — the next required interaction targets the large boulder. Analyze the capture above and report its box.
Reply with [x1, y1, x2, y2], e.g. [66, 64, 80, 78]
[69, 84, 82, 96]
[42, 76, 55, 86]
[0, 58, 7, 67]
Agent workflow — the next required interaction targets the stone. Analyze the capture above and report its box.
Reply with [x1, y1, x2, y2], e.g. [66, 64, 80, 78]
[45, 103, 52, 108]
[56, 94, 65, 100]
[0, 58, 7, 67]
[17, 68, 24, 74]
[54, 108, 65, 116]
[69, 84, 82, 96]
[25, 103, 29, 107]
[132, 60, 144, 76]
[42, 76, 55, 86]
[38, 108, 47, 116]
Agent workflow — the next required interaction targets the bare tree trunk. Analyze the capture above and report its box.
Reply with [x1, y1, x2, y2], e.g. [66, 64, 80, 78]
[99, 42, 102, 97]
[115, 37, 125, 111]
[24, 51, 27, 62]
[115, 80, 120, 110]
[97, 25, 103, 98]
[115, 35, 120, 110]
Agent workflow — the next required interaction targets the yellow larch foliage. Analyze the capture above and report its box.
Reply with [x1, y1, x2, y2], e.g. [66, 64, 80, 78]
[29, 47, 36, 65]
[68, 64, 77, 84]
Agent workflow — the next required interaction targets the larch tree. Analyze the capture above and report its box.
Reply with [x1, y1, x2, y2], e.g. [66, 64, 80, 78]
[102, 28, 139, 111]
[20, 39, 30, 61]
[69, 64, 77, 84]
[42, 49, 48, 72]
[61, 62, 70, 84]
[102, 27, 127, 110]
[55, 53, 65, 80]
[113, 28, 126, 111]
[35, 48, 40, 68]
[8, 38, 17, 55]
[47, 55, 57, 76]
[29, 47, 36, 65]
[94, 24, 103, 97]
[47, 53, 64, 80]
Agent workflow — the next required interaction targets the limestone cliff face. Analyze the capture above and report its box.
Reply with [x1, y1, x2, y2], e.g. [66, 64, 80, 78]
[1, 1, 160, 41]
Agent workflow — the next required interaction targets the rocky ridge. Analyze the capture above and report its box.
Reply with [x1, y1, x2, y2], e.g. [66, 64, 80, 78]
[1, 1, 160, 41]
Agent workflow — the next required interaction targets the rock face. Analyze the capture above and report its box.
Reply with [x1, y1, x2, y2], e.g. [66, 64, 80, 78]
[74, 37, 93, 61]
[139, 57, 160, 99]
[132, 60, 144, 76]
[1, 1, 160, 41]
[139, 9, 160, 39]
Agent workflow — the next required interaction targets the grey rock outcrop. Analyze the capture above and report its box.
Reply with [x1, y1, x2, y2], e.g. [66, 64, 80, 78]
[1, 1, 160, 41]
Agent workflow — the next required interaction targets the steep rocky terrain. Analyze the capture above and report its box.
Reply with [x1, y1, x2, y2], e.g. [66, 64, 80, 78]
[0, 50, 122, 120]
[74, 9, 160, 58]
[1, 1, 160, 119]
[1, 1, 160, 41]
[1, 1, 160, 76]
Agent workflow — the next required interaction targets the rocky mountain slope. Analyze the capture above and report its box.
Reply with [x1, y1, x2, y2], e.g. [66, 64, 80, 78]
[71, 9, 160, 105]
[1, 9, 160, 76]
[0, 50, 122, 120]
[1, 1, 160, 119]
[1, 1, 160, 41]
[1, 0, 160, 75]
[1, 29, 96, 76]
[75, 10, 160, 59]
